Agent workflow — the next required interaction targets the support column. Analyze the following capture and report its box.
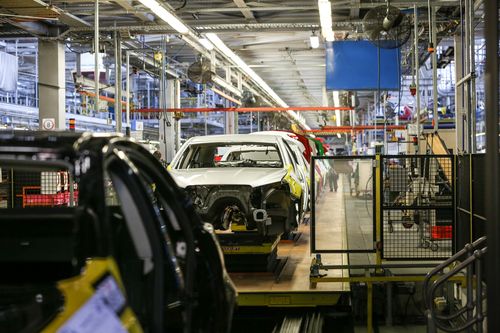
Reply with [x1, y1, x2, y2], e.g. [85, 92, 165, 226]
[38, 40, 65, 129]
[114, 31, 122, 133]
[225, 109, 236, 134]
[159, 79, 179, 163]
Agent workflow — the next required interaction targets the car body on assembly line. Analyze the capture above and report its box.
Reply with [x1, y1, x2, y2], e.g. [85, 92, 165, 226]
[168, 134, 304, 236]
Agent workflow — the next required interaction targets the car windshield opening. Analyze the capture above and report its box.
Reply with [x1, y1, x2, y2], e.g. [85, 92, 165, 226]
[179, 143, 283, 169]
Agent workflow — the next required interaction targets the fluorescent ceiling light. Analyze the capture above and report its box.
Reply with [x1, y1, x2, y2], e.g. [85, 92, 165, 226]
[205, 33, 311, 130]
[199, 38, 214, 50]
[310, 35, 320, 49]
[318, 0, 334, 41]
[137, 0, 189, 34]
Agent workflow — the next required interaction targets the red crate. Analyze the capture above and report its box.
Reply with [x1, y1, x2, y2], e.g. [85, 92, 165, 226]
[431, 226, 452, 239]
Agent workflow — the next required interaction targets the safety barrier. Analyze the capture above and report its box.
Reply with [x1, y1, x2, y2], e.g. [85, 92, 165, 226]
[310, 154, 456, 261]
[456, 154, 486, 251]
[0, 167, 77, 209]
[310, 155, 376, 254]
[380, 155, 455, 260]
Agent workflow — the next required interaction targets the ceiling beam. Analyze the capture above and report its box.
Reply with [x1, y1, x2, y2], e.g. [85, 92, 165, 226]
[57, 9, 91, 27]
[184, 0, 459, 14]
[350, 0, 360, 19]
[114, 0, 154, 22]
[2, 19, 49, 36]
[233, 0, 257, 22]
[185, 6, 316, 13]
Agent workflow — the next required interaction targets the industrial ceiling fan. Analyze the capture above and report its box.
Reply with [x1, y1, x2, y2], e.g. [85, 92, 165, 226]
[241, 90, 266, 107]
[362, 0, 412, 49]
[187, 57, 214, 84]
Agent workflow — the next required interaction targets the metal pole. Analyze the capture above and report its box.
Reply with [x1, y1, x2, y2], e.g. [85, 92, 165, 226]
[454, 34, 464, 152]
[373, 92, 377, 144]
[427, 0, 432, 45]
[485, 0, 499, 332]
[386, 282, 393, 326]
[76, 52, 81, 77]
[69, 174, 74, 207]
[205, 112, 208, 135]
[466, 247, 473, 333]
[463, 0, 470, 152]
[476, 258, 483, 333]
[94, 0, 99, 114]
[126, 51, 130, 130]
[367, 282, 373, 333]
[468, 0, 476, 152]
[414, 4, 421, 153]
[174, 79, 181, 152]
[160, 38, 167, 158]
[114, 30, 122, 132]
[161, 40, 167, 113]
[383, 93, 387, 152]
[35, 43, 38, 107]
[257, 110, 260, 131]
[431, 6, 438, 132]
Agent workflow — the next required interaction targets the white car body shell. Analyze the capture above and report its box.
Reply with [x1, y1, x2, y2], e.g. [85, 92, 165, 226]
[169, 134, 301, 195]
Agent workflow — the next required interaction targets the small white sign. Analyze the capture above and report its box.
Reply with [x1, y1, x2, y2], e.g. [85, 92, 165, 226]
[42, 118, 56, 130]
[407, 124, 423, 136]
[56, 295, 126, 333]
[57, 276, 127, 333]
[135, 121, 144, 131]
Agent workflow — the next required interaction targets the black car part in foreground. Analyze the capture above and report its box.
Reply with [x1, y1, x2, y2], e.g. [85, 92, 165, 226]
[0, 131, 235, 333]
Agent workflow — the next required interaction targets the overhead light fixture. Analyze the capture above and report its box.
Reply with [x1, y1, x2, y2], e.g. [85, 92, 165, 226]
[199, 37, 214, 50]
[137, 0, 189, 34]
[318, 0, 334, 41]
[310, 33, 320, 49]
[205, 33, 311, 130]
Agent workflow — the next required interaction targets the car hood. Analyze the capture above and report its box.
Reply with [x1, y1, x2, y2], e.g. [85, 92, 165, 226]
[170, 168, 287, 188]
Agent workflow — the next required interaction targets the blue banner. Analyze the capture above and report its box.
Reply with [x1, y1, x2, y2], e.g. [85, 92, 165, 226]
[326, 41, 401, 91]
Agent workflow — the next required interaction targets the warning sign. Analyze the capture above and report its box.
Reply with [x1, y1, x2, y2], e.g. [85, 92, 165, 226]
[42, 118, 56, 130]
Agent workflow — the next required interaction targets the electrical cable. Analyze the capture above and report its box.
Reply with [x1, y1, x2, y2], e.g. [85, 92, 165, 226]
[173, 0, 187, 11]
[365, 175, 373, 219]
[65, 44, 84, 54]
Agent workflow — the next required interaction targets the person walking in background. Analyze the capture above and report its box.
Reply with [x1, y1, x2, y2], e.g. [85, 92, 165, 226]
[328, 164, 339, 192]
[153, 150, 169, 169]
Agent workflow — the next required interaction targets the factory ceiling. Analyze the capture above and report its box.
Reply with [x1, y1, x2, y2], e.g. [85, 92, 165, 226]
[0, 0, 466, 128]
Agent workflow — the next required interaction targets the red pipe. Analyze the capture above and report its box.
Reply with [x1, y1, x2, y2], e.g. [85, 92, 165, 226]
[78, 90, 127, 105]
[302, 125, 406, 135]
[133, 106, 354, 113]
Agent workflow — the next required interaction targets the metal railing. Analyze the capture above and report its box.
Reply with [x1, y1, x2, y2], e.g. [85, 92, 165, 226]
[423, 236, 486, 333]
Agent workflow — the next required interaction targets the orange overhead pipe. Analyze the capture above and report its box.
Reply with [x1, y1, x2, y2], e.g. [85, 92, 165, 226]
[132, 106, 354, 113]
[78, 90, 127, 105]
[319, 125, 406, 130]
[302, 125, 406, 135]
